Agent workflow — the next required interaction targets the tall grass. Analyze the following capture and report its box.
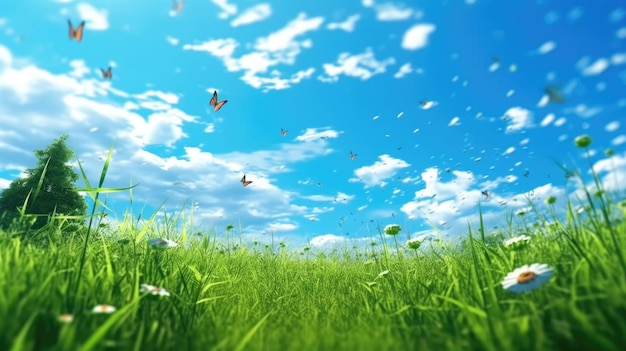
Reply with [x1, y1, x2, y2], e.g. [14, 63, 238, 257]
[0, 144, 625, 351]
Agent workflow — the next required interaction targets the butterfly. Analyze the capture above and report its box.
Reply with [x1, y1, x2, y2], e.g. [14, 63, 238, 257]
[209, 90, 228, 112]
[545, 85, 565, 103]
[240, 174, 253, 187]
[481, 190, 492, 199]
[101, 67, 112, 79]
[67, 20, 85, 42]
[280, 128, 288, 136]
[350, 151, 357, 160]
[172, 0, 185, 13]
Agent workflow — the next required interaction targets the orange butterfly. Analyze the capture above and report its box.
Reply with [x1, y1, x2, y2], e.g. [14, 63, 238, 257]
[240, 175, 253, 187]
[101, 67, 112, 79]
[68, 20, 85, 42]
[209, 90, 228, 112]
[172, 0, 185, 13]
[280, 128, 288, 136]
[350, 151, 357, 160]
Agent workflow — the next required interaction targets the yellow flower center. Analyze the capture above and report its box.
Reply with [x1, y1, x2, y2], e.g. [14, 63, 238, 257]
[517, 271, 536, 284]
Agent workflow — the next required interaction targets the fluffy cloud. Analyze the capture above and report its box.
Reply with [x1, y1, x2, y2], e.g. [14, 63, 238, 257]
[212, 0, 238, 19]
[318, 48, 395, 82]
[401, 24, 436, 50]
[183, 13, 322, 91]
[0, 44, 339, 240]
[76, 3, 109, 31]
[350, 155, 410, 187]
[362, 1, 416, 21]
[502, 107, 534, 133]
[230, 3, 272, 27]
[326, 14, 361, 32]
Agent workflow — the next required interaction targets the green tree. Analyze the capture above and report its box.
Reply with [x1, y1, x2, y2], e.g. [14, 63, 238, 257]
[0, 134, 87, 229]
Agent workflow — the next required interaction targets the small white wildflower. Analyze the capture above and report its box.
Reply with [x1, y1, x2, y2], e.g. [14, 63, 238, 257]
[58, 314, 74, 323]
[503, 235, 531, 248]
[140, 284, 171, 297]
[148, 238, 178, 248]
[92, 304, 117, 314]
[501, 263, 553, 294]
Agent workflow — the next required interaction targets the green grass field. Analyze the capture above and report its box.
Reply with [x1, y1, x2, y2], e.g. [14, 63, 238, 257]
[1, 143, 626, 351]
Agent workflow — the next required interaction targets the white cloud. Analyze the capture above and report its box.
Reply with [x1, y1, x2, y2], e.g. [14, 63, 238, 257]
[612, 134, 626, 146]
[183, 38, 238, 58]
[581, 58, 610, 76]
[535, 40, 556, 54]
[212, 0, 238, 19]
[266, 221, 298, 232]
[448, 116, 460, 126]
[503, 146, 515, 156]
[502, 107, 533, 133]
[309, 234, 345, 247]
[540, 113, 555, 127]
[398, 167, 572, 235]
[610, 7, 625, 22]
[592, 152, 626, 192]
[326, 14, 361, 32]
[401, 23, 436, 50]
[612, 52, 626, 65]
[617, 27, 626, 39]
[165, 36, 179, 46]
[0, 44, 340, 239]
[564, 104, 602, 118]
[204, 123, 215, 133]
[605, 121, 620, 132]
[553, 117, 567, 127]
[295, 127, 341, 142]
[393, 62, 413, 78]
[68, 59, 90, 78]
[318, 48, 395, 83]
[76, 3, 109, 31]
[255, 13, 324, 52]
[231, 3, 272, 27]
[362, 1, 415, 21]
[183, 13, 323, 90]
[374, 3, 414, 21]
[350, 154, 410, 187]
[136, 111, 190, 147]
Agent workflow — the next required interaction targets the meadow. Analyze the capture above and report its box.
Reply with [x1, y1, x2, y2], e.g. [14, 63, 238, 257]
[1, 145, 626, 351]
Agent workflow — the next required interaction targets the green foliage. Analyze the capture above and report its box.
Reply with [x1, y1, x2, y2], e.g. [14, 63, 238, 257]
[0, 136, 624, 350]
[0, 197, 624, 351]
[0, 135, 87, 231]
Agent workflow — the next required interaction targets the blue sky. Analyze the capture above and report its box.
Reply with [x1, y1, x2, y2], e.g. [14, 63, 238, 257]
[1, 0, 626, 249]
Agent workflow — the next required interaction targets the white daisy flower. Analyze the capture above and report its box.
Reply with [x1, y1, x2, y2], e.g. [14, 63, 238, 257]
[92, 304, 117, 314]
[148, 238, 178, 249]
[501, 263, 553, 294]
[140, 284, 171, 297]
[503, 235, 531, 248]
[58, 313, 74, 323]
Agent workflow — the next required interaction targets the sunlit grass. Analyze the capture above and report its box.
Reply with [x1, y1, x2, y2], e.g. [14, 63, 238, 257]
[0, 139, 625, 350]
